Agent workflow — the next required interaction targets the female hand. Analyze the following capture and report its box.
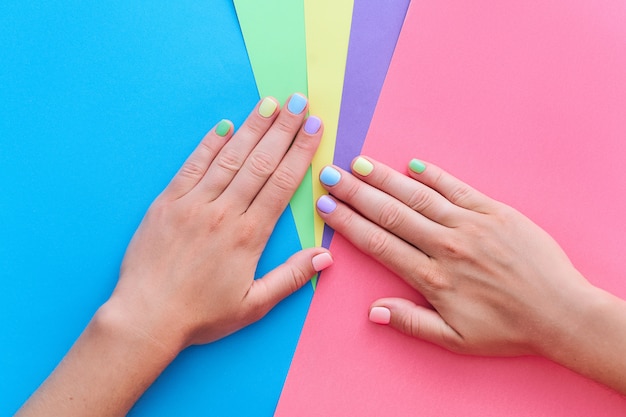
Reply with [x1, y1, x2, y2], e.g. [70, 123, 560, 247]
[316, 156, 597, 358]
[110, 94, 332, 351]
[17, 95, 334, 417]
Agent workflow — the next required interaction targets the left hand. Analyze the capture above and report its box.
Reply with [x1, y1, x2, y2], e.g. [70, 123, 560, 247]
[108, 95, 330, 352]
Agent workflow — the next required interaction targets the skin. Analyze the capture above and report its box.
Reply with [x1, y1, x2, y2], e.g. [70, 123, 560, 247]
[317, 156, 626, 395]
[16, 95, 331, 416]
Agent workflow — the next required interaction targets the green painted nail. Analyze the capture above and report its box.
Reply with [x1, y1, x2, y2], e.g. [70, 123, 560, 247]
[259, 97, 278, 118]
[352, 157, 374, 176]
[215, 119, 231, 137]
[409, 159, 426, 174]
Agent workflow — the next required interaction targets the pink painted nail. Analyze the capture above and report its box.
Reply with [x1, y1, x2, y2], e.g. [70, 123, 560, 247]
[312, 252, 334, 272]
[369, 307, 391, 325]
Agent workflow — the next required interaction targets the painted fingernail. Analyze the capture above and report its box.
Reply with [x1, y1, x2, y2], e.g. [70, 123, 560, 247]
[312, 252, 334, 272]
[304, 116, 322, 134]
[287, 93, 307, 115]
[316, 195, 337, 214]
[352, 157, 374, 176]
[215, 119, 231, 137]
[258, 97, 278, 118]
[409, 158, 426, 174]
[369, 307, 391, 325]
[320, 166, 341, 186]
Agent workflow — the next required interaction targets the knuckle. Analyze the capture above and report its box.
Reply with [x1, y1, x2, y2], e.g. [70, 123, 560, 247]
[402, 311, 421, 339]
[438, 235, 467, 259]
[234, 221, 260, 246]
[289, 134, 317, 157]
[248, 151, 277, 178]
[270, 165, 299, 194]
[342, 180, 360, 202]
[419, 263, 450, 292]
[364, 228, 392, 259]
[246, 116, 270, 138]
[215, 148, 241, 174]
[406, 187, 433, 212]
[377, 169, 394, 190]
[377, 200, 404, 230]
[273, 116, 298, 136]
[286, 264, 309, 293]
[178, 160, 205, 180]
[448, 183, 473, 206]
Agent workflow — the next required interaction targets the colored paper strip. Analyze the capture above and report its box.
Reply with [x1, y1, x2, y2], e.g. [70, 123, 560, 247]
[321, 0, 410, 249]
[305, 0, 354, 247]
[276, 1, 626, 415]
[234, 0, 314, 255]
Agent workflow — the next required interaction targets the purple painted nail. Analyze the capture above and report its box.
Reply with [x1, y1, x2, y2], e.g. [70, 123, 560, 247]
[317, 195, 337, 214]
[304, 116, 322, 134]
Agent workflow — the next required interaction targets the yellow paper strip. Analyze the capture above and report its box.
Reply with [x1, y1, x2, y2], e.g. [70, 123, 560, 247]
[305, 0, 355, 246]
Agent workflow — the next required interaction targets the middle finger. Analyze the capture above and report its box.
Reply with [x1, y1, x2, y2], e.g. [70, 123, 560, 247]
[319, 165, 446, 253]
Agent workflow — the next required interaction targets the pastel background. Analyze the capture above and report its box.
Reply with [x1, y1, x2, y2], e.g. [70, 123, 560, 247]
[1, 2, 311, 415]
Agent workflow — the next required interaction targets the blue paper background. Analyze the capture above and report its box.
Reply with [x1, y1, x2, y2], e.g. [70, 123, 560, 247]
[0, 1, 312, 415]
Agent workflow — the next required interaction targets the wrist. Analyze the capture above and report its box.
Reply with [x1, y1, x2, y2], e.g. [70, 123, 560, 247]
[95, 295, 187, 364]
[536, 281, 626, 392]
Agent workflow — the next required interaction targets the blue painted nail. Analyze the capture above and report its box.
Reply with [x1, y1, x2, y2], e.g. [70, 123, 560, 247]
[287, 93, 307, 115]
[304, 116, 321, 134]
[317, 195, 337, 214]
[320, 166, 341, 186]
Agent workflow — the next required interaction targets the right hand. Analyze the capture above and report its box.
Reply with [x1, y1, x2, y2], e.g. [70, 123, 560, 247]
[316, 156, 596, 358]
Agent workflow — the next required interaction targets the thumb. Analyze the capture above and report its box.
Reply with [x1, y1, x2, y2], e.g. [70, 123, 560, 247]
[245, 248, 333, 318]
[369, 298, 463, 352]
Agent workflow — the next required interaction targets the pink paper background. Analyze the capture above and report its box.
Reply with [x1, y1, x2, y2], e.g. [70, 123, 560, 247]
[276, 0, 626, 415]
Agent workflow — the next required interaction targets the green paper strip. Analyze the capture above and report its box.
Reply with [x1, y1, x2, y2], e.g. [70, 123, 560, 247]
[234, 0, 316, 285]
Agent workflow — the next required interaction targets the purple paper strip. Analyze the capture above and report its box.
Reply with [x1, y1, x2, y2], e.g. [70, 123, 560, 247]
[322, 0, 410, 249]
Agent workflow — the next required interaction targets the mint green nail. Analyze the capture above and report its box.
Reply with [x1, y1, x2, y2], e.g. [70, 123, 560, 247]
[215, 119, 231, 137]
[409, 159, 426, 174]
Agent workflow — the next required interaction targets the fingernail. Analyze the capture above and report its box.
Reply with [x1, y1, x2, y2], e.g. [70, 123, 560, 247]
[304, 116, 321, 134]
[215, 119, 231, 137]
[287, 93, 307, 115]
[316, 195, 337, 214]
[352, 157, 374, 176]
[311, 252, 333, 272]
[258, 97, 278, 118]
[369, 307, 391, 325]
[409, 158, 426, 174]
[320, 166, 341, 186]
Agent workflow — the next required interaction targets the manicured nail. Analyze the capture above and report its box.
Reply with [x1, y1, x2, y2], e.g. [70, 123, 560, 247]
[352, 157, 374, 176]
[316, 195, 337, 214]
[287, 93, 307, 114]
[304, 116, 322, 134]
[258, 97, 278, 118]
[369, 307, 391, 325]
[215, 119, 231, 137]
[409, 158, 426, 174]
[312, 252, 334, 272]
[320, 166, 341, 186]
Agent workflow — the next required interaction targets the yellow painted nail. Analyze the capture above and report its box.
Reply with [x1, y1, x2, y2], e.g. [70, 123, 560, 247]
[259, 97, 278, 118]
[352, 157, 374, 176]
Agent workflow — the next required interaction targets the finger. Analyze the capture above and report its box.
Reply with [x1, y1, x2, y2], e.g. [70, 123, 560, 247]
[350, 156, 466, 226]
[319, 165, 446, 253]
[316, 195, 434, 291]
[160, 119, 233, 200]
[192, 96, 280, 202]
[244, 248, 333, 321]
[249, 115, 323, 221]
[221, 93, 309, 210]
[406, 158, 495, 213]
[369, 298, 463, 352]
